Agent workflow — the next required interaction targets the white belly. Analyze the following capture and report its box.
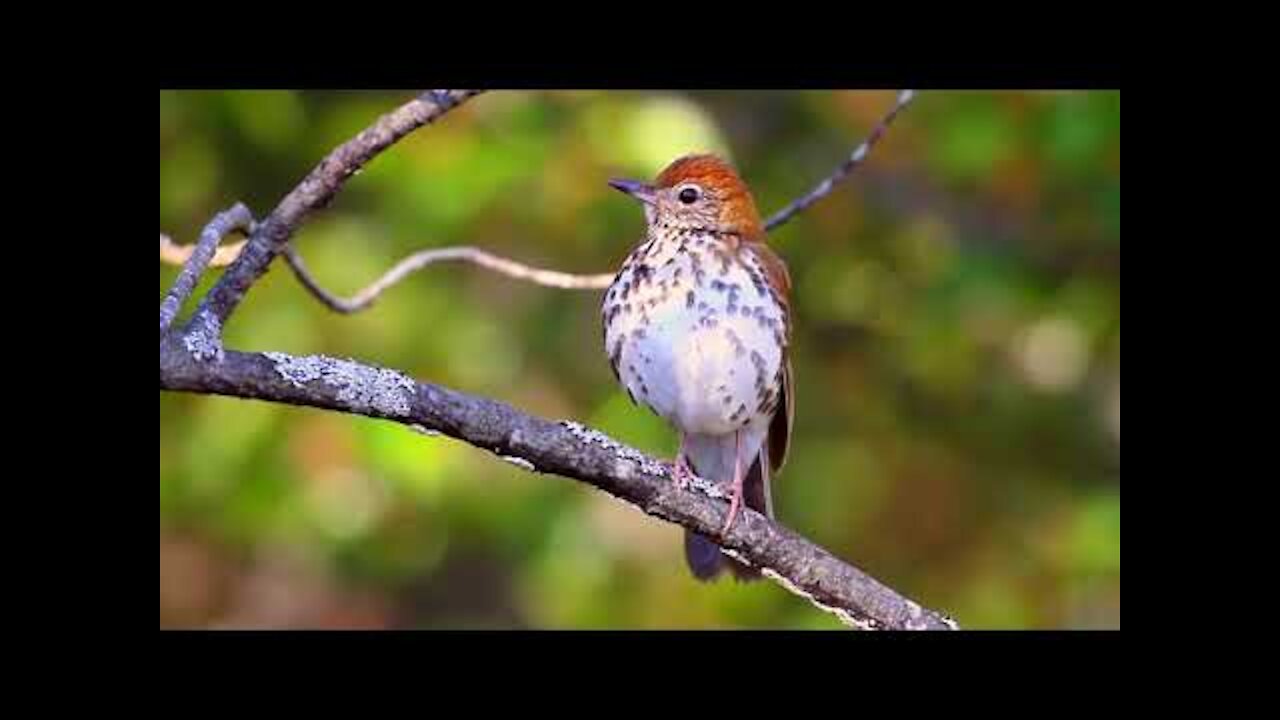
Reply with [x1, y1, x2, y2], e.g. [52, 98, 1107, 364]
[603, 233, 786, 437]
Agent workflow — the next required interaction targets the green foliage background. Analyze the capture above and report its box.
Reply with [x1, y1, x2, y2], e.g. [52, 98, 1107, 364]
[159, 90, 1120, 629]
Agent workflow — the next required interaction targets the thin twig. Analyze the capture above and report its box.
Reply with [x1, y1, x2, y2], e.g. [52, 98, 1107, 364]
[186, 90, 484, 330]
[764, 90, 916, 232]
[161, 233, 247, 268]
[281, 244, 614, 313]
[159, 203, 254, 334]
[159, 338, 959, 630]
[160, 239, 615, 303]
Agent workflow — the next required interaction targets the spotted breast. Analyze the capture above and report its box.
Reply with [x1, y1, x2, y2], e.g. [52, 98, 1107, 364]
[603, 227, 788, 436]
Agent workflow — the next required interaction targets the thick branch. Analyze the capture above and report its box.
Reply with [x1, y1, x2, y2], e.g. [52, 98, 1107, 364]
[159, 203, 253, 334]
[159, 338, 958, 630]
[188, 90, 483, 328]
[764, 90, 916, 232]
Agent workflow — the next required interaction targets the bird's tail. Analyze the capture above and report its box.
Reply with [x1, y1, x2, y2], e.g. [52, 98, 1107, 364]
[684, 528, 760, 581]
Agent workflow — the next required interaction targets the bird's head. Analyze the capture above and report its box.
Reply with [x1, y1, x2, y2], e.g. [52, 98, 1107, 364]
[609, 154, 765, 240]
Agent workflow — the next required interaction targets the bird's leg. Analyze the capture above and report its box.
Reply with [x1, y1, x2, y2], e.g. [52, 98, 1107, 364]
[721, 429, 746, 536]
[670, 434, 694, 490]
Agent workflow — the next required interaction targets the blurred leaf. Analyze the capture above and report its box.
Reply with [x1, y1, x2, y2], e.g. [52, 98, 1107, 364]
[931, 97, 1020, 184]
[1068, 491, 1121, 576]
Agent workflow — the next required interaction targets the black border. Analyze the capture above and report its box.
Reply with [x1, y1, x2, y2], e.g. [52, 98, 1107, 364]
[159, 30, 1122, 90]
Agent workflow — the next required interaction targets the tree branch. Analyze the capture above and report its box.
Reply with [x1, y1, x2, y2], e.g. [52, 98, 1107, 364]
[159, 336, 958, 630]
[159, 203, 253, 334]
[185, 90, 484, 329]
[764, 90, 916, 232]
[281, 244, 614, 314]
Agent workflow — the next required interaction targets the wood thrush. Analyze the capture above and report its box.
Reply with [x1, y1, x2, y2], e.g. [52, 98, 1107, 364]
[602, 154, 794, 581]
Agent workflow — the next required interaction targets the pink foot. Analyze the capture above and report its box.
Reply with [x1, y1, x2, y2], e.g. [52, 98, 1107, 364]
[670, 455, 693, 490]
[721, 482, 744, 536]
[720, 430, 746, 536]
[669, 435, 694, 490]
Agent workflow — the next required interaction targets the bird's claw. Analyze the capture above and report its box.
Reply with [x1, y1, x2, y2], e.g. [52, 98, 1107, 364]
[669, 457, 693, 490]
[720, 488, 743, 537]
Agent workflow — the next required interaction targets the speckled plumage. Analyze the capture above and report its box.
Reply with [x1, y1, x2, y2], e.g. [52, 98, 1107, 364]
[602, 154, 794, 581]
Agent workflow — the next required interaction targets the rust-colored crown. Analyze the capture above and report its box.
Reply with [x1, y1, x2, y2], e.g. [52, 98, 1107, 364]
[655, 154, 764, 239]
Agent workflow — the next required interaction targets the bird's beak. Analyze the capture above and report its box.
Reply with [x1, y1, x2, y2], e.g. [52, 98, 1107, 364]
[608, 178, 656, 205]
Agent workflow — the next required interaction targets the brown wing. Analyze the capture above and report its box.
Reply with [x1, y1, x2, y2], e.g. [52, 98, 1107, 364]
[769, 357, 794, 474]
[740, 239, 794, 476]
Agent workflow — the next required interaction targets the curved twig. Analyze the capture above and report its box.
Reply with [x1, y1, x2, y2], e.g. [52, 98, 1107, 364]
[159, 203, 254, 334]
[281, 244, 614, 313]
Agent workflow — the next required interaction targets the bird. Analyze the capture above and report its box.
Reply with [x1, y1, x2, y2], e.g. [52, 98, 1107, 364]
[601, 154, 794, 581]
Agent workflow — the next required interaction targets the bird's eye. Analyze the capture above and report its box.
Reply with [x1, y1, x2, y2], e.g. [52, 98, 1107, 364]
[678, 187, 700, 204]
